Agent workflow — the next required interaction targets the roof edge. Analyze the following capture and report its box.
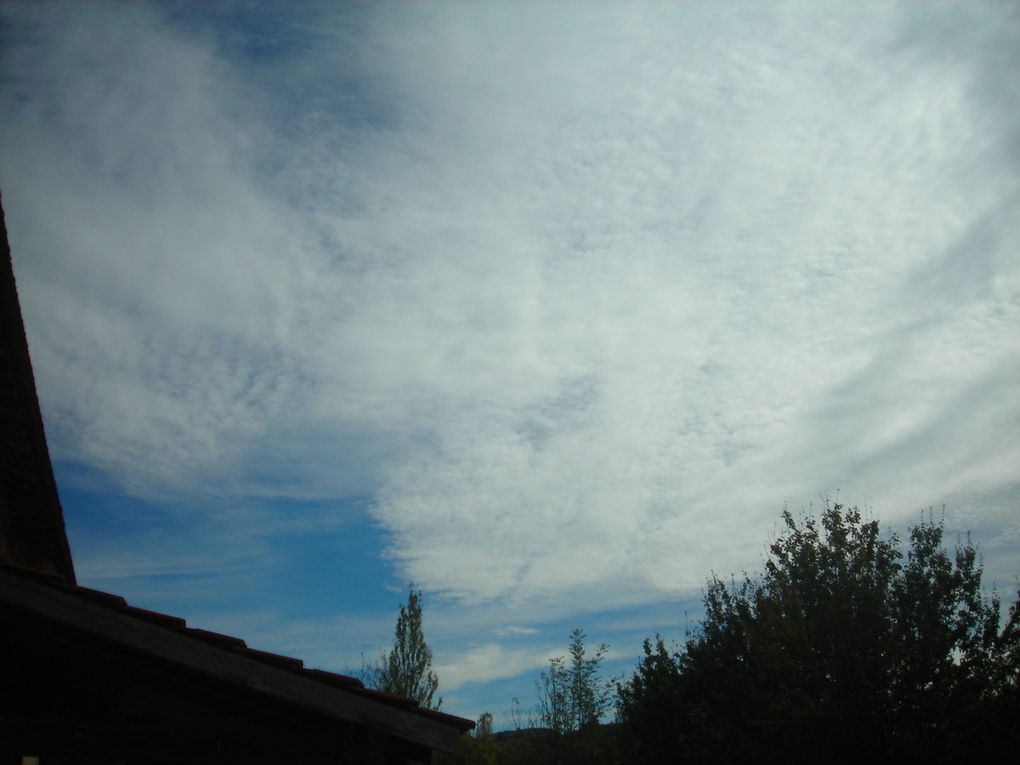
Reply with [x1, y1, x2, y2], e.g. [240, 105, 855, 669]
[0, 192, 76, 584]
[0, 567, 473, 751]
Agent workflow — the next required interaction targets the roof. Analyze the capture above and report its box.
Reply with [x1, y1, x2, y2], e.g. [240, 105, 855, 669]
[0, 193, 76, 583]
[1, 562, 472, 752]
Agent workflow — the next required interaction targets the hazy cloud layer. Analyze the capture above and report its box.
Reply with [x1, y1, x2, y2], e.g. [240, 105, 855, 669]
[2, 0, 1018, 650]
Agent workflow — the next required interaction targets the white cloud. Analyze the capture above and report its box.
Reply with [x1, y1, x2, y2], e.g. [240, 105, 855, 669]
[346, 1, 1020, 607]
[1, 1, 1017, 622]
[435, 642, 562, 691]
[0, 2, 313, 499]
[495, 626, 539, 638]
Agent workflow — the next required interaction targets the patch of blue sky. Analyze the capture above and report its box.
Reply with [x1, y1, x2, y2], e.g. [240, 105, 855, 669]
[258, 509, 403, 620]
[160, 0, 400, 134]
[59, 460, 172, 542]
[158, 1, 335, 63]
[59, 458, 402, 628]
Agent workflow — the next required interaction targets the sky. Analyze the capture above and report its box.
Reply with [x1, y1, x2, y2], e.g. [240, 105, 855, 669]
[1, 0, 1018, 726]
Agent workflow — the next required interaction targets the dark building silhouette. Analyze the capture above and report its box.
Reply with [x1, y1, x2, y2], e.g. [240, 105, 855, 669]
[0, 198, 75, 583]
[0, 194, 472, 764]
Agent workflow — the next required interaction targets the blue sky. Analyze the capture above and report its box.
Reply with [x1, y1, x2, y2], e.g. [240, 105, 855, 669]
[1, 0, 1018, 726]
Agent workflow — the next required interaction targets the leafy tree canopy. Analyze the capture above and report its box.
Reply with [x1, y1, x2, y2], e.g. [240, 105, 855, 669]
[618, 503, 1019, 764]
[365, 586, 442, 710]
[537, 628, 616, 734]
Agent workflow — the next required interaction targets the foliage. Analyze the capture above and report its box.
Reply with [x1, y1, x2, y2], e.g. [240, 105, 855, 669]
[536, 654, 569, 734]
[455, 725, 624, 765]
[618, 503, 1020, 764]
[452, 631, 623, 765]
[475, 711, 494, 738]
[614, 635, 686, 761]
[537, 628, 616, 734]
[365, 586, 441, 710]
[455, 712, 498, 765]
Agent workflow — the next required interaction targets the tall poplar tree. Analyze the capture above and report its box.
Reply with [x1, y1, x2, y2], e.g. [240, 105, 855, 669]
[376, 587, 441, 710]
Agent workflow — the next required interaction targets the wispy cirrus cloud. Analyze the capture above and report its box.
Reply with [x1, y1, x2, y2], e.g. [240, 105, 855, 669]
[436, 642, 575, 692]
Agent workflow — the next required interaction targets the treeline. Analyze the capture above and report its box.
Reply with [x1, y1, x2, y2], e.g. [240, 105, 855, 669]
[451, 504, 1019, 764]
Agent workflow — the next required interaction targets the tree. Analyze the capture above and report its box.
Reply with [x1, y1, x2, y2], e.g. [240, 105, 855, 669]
[615, 635, 686, 762]
[536, 654, 570, 734]
[475, 711, 493, 738]
[537, 629, 615, 734]
[370, 586, 441, 710]
[566, 628, 615, 731]
[618, 503, 1020, 764]
[455, 712, 498, 765]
